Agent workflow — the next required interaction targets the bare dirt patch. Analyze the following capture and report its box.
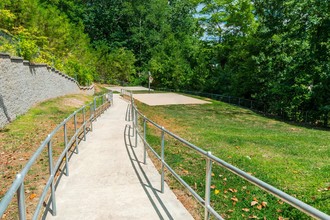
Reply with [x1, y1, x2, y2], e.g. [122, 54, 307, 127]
[61, 96, 89, 108]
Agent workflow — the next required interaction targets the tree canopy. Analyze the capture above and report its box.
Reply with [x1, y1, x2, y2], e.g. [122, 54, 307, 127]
[0, 0, 329, 125]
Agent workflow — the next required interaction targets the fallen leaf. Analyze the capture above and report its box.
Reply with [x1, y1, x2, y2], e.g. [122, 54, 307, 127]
[211, 173, 215, 177]
[215, 189, 220, 195]
[261, 201, 267, 207]
[231, 197, 238, 202]
[227, 209, 234, 213]
[229, 188, 238, 193]
[210, 185, 216, 189]
[249, 215, 259, 219]
[251, 201, 258, 206]
[257, 204, 263, 210]
[223, 177, 227, 181]
[29, 193, 37, 200]
[278, 200, 284, 205]
[242, 208, 250, 212]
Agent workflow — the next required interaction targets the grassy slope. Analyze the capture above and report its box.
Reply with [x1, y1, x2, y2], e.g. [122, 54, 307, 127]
[0, 94, 94, 218]
[136, 97, 330, 219]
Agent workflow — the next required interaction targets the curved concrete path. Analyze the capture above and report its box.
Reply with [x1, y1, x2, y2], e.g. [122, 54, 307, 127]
[46, 94, 193, 220]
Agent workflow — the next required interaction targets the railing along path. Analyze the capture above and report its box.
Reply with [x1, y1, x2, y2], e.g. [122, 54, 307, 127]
[122, 89, 330, 220]
[0, 92, 113, 219]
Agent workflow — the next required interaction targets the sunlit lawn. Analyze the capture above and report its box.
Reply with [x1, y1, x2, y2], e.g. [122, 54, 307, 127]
[136, 96, 330, 219]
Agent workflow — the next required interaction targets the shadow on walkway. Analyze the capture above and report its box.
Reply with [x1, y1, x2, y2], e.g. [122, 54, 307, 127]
[124, 124, 174, 220]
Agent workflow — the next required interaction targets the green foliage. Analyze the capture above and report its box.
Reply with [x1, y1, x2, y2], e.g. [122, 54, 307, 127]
[248, 0, 330, 123]
[194, 0, 330, 125]
[1, 0, 329, 124]
[0, 0, 95, 85]
[106, 48, 136, 85]
[94, 43, 136, 84]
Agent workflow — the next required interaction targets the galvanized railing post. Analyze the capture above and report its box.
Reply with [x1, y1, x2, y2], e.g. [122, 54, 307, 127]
[74, 112, 78, 154]
[135, 107, 138, 147]
[90, 103, 93, 132]
[143, 117, 147, 164]
[63, 123, 69, 176]
[131, 93, 134, 122]
[161, 127, 165, 193]
[17, 174, 26, 220]
[205, 151, 212, 220]
[83, 107, 86, 141]
[47, 139, 56, 215]
[94, 98, 97, 121]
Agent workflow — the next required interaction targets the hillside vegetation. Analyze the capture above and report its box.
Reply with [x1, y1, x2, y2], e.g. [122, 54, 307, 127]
[1, 0, 329, 126]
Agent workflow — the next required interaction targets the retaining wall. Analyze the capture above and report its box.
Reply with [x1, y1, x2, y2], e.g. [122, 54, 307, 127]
[0, 53, 94, 128]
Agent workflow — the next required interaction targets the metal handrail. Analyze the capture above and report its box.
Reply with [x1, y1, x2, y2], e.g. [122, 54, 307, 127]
[0, 92, 113, 219]
[122, 89, 330, 220]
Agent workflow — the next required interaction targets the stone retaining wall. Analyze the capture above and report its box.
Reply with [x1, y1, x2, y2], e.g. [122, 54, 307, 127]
[0, 53, 94, 128]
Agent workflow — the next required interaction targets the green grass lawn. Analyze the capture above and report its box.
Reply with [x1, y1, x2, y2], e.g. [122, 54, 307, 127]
[136, 97, 330, 219]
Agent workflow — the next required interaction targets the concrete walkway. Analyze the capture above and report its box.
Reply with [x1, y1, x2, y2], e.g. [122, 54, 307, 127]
[46, 94, 193, 220]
